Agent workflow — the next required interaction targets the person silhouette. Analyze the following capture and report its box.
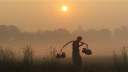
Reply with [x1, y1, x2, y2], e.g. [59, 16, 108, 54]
[61, 36, 88, 67]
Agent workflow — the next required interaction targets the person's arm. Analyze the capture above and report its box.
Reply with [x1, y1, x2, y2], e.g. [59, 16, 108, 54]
[61, 41, 73, 51]
[79, 42, 84, 47]
[80, 42, 88, 48]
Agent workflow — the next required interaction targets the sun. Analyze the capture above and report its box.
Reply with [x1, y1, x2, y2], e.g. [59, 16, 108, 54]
[62, 6, 67, 11]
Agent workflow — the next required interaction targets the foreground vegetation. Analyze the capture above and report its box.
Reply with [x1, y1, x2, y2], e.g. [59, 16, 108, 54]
[0, 45, 127, 72]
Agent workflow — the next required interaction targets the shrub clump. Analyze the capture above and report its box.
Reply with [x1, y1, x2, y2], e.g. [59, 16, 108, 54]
[112, 46, 128, 72]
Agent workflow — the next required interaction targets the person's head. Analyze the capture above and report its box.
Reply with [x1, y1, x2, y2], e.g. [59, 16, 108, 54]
[77, 36, 82, 42]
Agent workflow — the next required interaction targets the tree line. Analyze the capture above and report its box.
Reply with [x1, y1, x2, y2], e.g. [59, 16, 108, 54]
[0, 25, 128, 45]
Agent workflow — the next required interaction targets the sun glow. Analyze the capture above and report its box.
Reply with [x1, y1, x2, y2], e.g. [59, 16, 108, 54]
[62, 6, 67, 11]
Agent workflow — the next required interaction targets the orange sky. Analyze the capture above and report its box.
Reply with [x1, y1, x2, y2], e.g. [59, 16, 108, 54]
[0, 1, 128, 33]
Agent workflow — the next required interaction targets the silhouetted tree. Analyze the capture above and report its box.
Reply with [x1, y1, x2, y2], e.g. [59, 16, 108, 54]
[99, 29, 112, 41]
[42, 28, 72, 43]
[0, 25, 9, 42]
[34, 30, 43, 43]
[85, 29, 99, 43]
[8, 25, 21, 42]
[83, 28, 112, 43]
[20, 31, 34, 44]
[114, 26, 128, 41]
[73, 26, 85, 39]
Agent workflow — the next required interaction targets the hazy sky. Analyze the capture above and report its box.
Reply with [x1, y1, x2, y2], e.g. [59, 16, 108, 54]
[0, 1, 128, 32]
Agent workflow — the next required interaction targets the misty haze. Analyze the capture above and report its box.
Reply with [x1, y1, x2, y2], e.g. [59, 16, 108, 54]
[0, 24, 128, 56]
[0, 1, 128, 72]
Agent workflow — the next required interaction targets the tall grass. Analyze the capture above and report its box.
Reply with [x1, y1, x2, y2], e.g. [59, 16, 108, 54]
[0, 45, 35, 72]
[22, 45, 34, 63]
[112, 46, 128, 72]
[0, 46, 15, 61]
[44, 46, 58, 62]
[0, 46, 16, 72]
[0, 45, 127, 72]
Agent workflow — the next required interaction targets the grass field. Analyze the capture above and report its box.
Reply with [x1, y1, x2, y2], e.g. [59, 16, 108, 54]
[0, 45, 127, 72]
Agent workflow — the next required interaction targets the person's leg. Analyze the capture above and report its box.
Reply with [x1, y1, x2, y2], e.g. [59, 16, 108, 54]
[72, 51, 79, 72]
[74, 53, 82, 71]
[72, 51, 78, 67]
[77, 53, 82, 66]
[72, 51, 76, 66]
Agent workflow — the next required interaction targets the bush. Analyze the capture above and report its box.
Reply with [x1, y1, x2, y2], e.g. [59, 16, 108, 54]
[22, 45, 34, 63]
[0, 46, 15, 61]
[44, 46, 59, 62]
[112, 46, 128, 72]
